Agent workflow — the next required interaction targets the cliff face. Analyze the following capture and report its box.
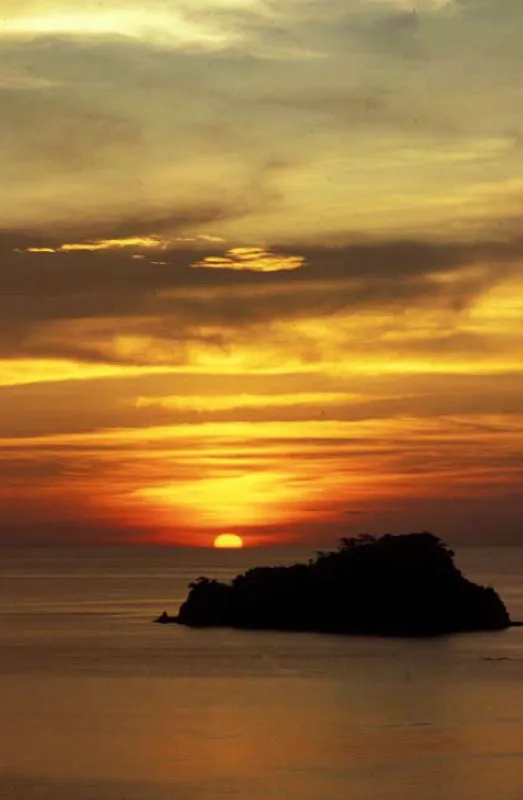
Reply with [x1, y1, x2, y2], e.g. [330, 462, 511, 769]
[173, 533, 513, 636]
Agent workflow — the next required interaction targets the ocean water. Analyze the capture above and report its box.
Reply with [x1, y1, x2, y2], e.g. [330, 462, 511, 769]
[1, 545, 523, 800]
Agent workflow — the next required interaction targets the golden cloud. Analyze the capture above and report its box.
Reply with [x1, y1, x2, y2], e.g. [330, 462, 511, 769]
[22, 236, 163, 254]
[135, 391, 356, 412]
[192, 247, 305, 273]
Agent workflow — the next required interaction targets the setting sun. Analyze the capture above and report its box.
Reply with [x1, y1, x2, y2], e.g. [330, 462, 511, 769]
[214, 533, 244, 549]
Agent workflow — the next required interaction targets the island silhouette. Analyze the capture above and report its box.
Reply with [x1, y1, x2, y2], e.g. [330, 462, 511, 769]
[156, 533, 515, 636]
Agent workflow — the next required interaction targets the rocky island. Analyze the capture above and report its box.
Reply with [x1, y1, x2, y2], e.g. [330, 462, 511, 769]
[156, 533, 514, 636]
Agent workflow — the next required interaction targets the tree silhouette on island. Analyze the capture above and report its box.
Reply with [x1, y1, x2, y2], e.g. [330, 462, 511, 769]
[156, 533, 516, 636]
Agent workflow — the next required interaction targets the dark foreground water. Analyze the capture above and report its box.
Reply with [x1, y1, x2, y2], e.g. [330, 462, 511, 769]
[1, 545, 523, 800]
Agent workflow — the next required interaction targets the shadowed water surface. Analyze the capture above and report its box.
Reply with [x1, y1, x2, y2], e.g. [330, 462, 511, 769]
[1, 546, 523, 799]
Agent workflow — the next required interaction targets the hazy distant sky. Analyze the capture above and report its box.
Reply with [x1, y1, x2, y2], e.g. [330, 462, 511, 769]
[1, 0, 522, 546]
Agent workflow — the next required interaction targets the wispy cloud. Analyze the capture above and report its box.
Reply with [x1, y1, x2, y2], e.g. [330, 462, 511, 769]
[192, 247, 305, 272]
[21, 236, 165, 254]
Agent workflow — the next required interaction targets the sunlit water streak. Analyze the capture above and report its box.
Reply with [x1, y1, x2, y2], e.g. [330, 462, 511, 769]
[1, 545, 523, 799]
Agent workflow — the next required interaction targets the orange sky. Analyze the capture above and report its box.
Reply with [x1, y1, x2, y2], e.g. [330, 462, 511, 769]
[1, 0, 522, 546]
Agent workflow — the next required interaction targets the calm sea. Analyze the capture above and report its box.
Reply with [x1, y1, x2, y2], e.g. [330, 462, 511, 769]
[1, 545, 523, 800]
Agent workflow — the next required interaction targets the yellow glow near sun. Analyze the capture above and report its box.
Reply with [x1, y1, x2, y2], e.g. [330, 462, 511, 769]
[214, 533, 244, 548]
[136, 470, 305, 528]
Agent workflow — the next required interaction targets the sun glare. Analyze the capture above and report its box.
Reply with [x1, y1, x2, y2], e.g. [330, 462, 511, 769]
[214, 533, 244, 549]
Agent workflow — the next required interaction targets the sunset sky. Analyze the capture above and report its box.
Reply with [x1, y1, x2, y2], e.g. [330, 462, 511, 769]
[1, 0, 522, 546]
